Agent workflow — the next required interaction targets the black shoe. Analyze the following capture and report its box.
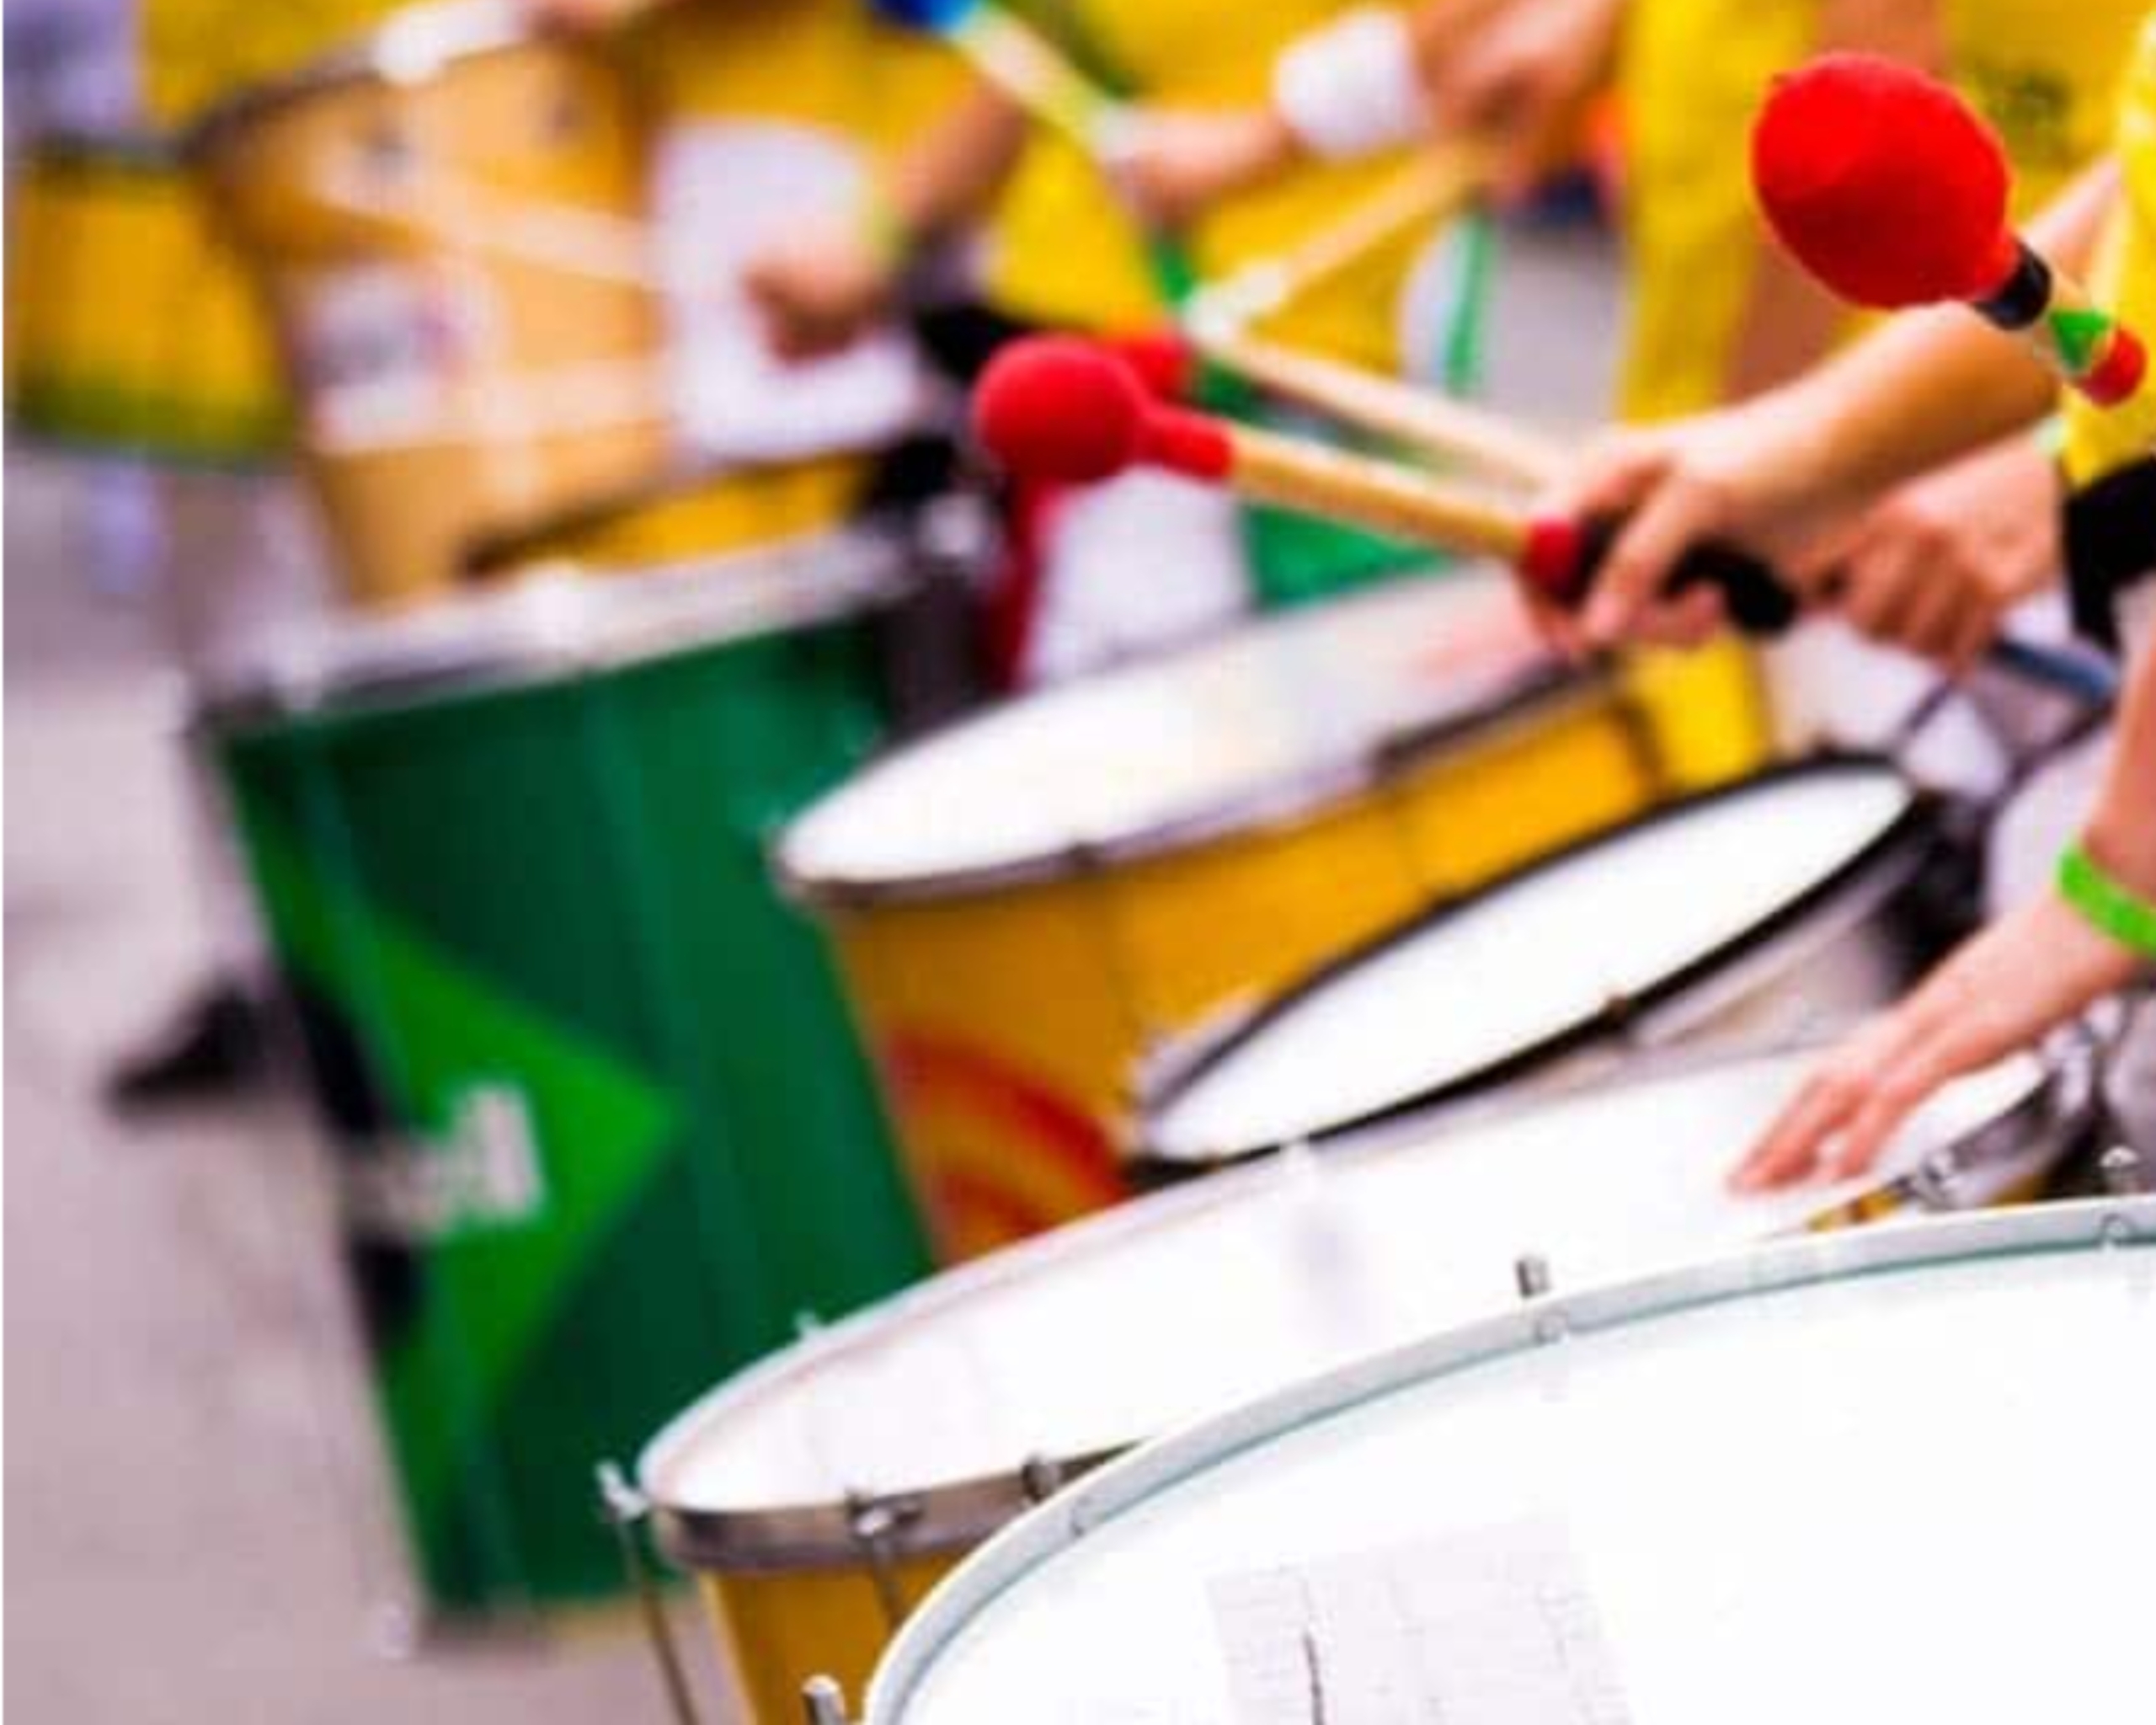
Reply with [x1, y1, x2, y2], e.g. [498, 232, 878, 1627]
[104, 980, 271, 1113]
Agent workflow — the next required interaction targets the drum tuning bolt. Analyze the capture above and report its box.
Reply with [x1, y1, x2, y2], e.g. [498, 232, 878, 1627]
[1514, 1254, 1553, 1300]
[802, 1674, 852, 1725]
[2099, 1144, 2149, 1198]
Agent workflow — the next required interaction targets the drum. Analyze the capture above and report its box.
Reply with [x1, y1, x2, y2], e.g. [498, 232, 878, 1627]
[634, 1042, 2091, 1724]
[861, 1193, 2154, 1725]
[1136, 754, 1974, 1173]
[776, 570, 1691, 1262]
[462, 457, 878, 585]
[202, 532, 932, 1622]
[187, 0, 670, 608]
[4, 131, 286, 463]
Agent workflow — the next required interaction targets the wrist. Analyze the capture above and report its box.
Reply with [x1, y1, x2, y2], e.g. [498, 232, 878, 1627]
[853, 181, 917, 275]
[2057, 836, 2156, 962]
[1272, 8, 1432, 161]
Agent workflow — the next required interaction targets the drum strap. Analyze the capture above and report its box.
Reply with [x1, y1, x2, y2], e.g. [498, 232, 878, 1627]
[2063, 456, 2156, 654]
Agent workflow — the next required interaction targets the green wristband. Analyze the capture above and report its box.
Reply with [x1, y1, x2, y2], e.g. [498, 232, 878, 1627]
[2057, 841, 2156, 959]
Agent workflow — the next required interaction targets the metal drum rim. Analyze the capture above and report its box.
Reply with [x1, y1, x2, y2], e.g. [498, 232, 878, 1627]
[195, 526, 905, 732]
[1131, 750, 1946, 1169]
[630, 1035, 2084, 1576]
[181, 0, 561, 161]
[774, 574, 1601, 906]
[862, 1193, 2156, 1723]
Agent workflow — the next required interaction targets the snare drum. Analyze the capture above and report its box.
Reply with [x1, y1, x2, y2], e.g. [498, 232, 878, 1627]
[202, 533, 931, 1621]
[635, 1043, 2089, 1724]
[188, 0, 670, 607]
[862, 1194, 2155, 1725]
[777, 572, 1686, 1261]
[1136, 755, 1975, 1173]
[4, 131, 286, 462]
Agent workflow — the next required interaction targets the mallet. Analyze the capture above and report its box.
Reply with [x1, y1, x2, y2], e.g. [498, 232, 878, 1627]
[1752, 53, 2151, 441]
[974, 335, 1800, 633]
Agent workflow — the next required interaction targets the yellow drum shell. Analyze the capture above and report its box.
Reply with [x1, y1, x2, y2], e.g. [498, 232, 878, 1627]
[4, 136, 286, 461]
[699, 1558, 953, 1725]
[464, 456, 874, 584]
[191, 15, 669, 607]
[782, 577, 1705, 1263]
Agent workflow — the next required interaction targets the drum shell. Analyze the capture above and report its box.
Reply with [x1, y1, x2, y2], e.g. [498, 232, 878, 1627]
[202, 572, 930, 1621]
[4, 136, 286, 462]
[804, 680, 1672, 1262]
[194, 30, 668, 606]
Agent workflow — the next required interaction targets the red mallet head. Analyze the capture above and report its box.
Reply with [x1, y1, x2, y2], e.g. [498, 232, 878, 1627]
[972, 335, 1232, 485]
[1751, 52, 2017, 309]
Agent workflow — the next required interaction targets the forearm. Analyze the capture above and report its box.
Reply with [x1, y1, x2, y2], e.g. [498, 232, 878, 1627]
[2086, 645, 2156, 899]
[885, 82, 1033, 243]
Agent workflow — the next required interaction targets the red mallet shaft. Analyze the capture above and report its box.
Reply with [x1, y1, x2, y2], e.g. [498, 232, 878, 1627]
[1753, 53, 2151, 423]
[973, 337, 1797, 633]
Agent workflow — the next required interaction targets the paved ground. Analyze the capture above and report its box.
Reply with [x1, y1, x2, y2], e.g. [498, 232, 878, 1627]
[3, 221, 1618, 1722]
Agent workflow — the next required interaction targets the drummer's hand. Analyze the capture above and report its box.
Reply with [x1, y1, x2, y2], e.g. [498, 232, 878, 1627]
[1424, 0, 1625, 197]
[1534, 400, 1835, 654]
[1790, 435, 2061, 671]
[1731, 892, 2146, 1191]
[1110, 107, 1299, 229]
[742, 219, 899, 362]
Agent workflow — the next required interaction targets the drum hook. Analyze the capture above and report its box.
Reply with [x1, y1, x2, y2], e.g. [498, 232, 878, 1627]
[845, 1490, 926, 1631]
[595, 1461, 705, 1725]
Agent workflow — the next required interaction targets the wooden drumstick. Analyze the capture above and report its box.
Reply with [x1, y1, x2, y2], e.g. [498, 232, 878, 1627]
[1176, 323, 1563, 486]
[872, 0, 1129, 153]
[974, 335, 1800, 633]
[1185, 147, 1488, 333]
[1753, 54, 2153, 446]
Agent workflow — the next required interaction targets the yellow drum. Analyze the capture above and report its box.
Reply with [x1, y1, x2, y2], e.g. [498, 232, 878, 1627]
[776, 570, 1690, 1262]
[4, 131, 286, 463]
[187, 0, 670, 608]
[462, 455, 876, 585]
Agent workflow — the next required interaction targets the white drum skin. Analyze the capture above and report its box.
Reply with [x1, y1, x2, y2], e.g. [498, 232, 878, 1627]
[868, 1200, 2155, 1725]
[640, 1047, 2078, 1544]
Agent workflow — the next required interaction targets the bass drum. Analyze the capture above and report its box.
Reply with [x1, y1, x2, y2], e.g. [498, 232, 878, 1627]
[861, 1195, 2156, 1725]
[635, 1041, 2091, 1724]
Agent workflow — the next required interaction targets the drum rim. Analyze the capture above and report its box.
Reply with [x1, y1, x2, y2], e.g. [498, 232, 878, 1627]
[194, 525, 905, 729]
[863, 1193, 2156, 1722]
[773, 574, 1601, 905]
[181, 0, 558, 160]
[1131, 751, 1943, 1168]
[629, 1037, 2083, 1576]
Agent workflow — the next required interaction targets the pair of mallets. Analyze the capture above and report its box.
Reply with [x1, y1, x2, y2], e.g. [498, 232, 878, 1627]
[973, 55, 2145, 676]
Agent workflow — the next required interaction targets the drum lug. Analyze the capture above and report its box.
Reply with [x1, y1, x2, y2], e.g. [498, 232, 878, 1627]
[1513, 1253, 1553, 1300]
[1020, 1454, 1067, 1503]
[801, 1674, 853, 1725]
[846, 1490, 928, 1630]
[2100, 1143, 2149, 1198]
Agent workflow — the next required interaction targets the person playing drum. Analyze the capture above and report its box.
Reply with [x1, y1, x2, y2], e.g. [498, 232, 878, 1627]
[1538, 14, 2156, 1185]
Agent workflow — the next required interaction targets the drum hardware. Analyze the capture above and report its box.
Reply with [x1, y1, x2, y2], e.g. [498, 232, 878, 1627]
[596, 1462, 705, 1725]
[2100, 1142, 2149, 1197]
[1513, 1253, 1553, 1300]
[844, 1493, 930, 1630]
[802, 1675, 851, 1725]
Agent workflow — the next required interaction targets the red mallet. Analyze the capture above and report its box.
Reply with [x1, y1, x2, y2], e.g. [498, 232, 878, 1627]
[972, 336, 1797, 633]
[1753, 53, 2148, 414]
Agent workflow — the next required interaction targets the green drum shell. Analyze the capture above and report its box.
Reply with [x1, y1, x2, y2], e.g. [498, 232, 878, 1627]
[205, 544, 933, 1620]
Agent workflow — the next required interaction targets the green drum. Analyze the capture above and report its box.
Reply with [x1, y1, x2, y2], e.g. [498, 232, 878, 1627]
[202, 533, 934, 1623]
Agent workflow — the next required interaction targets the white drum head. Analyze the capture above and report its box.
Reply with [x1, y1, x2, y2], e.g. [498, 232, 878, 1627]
[638, 1047, 2072, 1551]
[873, 1199, 2153, 1725]
[1146, 761, 1922, 1162]
[776, 572, 1563, 895]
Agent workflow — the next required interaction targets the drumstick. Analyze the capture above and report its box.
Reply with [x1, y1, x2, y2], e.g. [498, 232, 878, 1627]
[1184, 147, 1488, 333]
[871, 0, 1129, 152]
[974, 335, 1801, 633]
[1145, 322, 1563, 487]
[1752, 54, 2153, 443]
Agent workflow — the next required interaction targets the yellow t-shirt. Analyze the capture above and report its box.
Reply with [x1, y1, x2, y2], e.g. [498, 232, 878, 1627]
[1620, 0, 2145, 421]
[2063, 8, 2156, 489]
[141, 0, 410, 126]
[983, 0, 1434, 365]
